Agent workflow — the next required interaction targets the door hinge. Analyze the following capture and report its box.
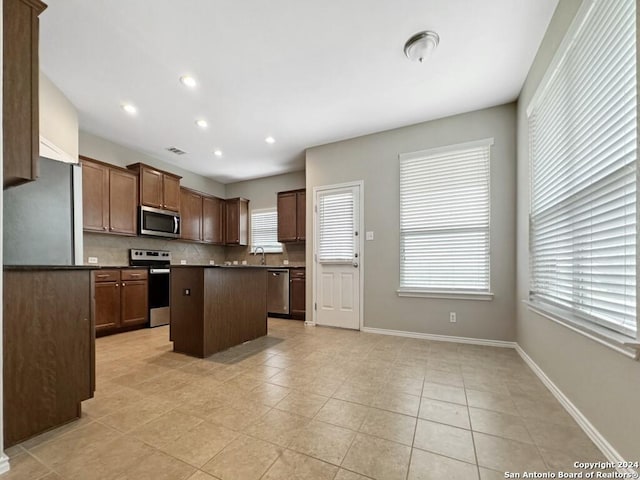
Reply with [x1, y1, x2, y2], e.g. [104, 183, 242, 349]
[314, 302, 317, 311]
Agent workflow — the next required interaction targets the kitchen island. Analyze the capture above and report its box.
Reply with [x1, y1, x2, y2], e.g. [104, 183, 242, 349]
[170, 266, 268, 358]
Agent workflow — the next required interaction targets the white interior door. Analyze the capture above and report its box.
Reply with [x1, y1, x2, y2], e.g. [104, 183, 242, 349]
[314, 184, 361, 330]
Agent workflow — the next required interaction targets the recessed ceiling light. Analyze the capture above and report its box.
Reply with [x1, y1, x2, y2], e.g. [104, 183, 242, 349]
[121, 103, 137, 115]
[180, 75, 197, 88]
[196, 119, 208, 128]
[265, 136, 276, 144]
[214, 149, 223, 157]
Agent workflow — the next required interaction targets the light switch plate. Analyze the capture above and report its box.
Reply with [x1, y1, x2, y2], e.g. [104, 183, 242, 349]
[180, 260, 187, 265]
[87, 257, 98, 264]
[366, 231, 374, 241]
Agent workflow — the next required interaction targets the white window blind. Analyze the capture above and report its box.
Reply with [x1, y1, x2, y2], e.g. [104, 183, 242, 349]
[528, 0, 637, 337]
[399, 140, 492, 293]
[318, 190, 355, 263]
[250, 208, 282, 253]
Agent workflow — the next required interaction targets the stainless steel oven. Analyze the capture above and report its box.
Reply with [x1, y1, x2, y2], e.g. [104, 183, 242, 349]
[139, 206, 180, 239]
[130, 249, 171, 327]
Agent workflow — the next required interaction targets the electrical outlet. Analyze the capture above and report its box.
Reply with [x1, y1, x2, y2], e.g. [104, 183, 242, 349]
[449, 312, 457, 323]
[87, 257, 98, 264]
[183, 289, 191, 296]
[180, 259, 187, 265]
[366, 231, 374, 241]
[209, 260, 216, 265]
[283, 259, 289, 265]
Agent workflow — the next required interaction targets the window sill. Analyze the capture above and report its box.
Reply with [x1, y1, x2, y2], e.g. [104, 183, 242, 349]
[524, 301, 640, 360]
[397, 289, 494, 301]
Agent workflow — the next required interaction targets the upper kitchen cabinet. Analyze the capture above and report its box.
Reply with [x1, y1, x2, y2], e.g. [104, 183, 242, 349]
[180, 187, 203, 242]
[81, 156, 137, 236]
[277, 189, 306, 242]
[224, 197, 249, 245]
[180, 187, 225, 245]
[3, 0, 47, 189]
[127, 163, 181, 212]
[202, 195, 225, 245]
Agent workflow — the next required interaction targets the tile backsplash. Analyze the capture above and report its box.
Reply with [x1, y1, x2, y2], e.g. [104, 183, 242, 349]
[224, 242, 305, 266]
[83, 233, 226, 266]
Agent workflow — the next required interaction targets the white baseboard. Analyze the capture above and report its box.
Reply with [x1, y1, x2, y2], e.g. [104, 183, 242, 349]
[515, 345, 635, 475]
[360, 326, 516, 348]
[0, 453, 9, 474]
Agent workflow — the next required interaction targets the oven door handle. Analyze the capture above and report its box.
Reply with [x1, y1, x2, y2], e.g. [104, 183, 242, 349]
[149, 268, 171, 274]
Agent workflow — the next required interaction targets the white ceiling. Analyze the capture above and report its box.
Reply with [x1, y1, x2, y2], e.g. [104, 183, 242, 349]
[39, 0, 558, 184]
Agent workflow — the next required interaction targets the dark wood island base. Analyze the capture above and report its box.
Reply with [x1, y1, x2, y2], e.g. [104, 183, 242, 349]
[170, 266, 268, 358]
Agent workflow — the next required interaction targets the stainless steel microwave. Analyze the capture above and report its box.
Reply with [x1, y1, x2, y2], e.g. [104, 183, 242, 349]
[139, 206, 180, 238]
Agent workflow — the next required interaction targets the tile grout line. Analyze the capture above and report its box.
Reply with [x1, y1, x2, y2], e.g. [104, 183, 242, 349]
[404, 374, 426, 480]
[462, 372, 483, 480]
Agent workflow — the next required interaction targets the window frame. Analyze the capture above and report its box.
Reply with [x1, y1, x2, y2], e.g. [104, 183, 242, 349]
[249, 207, 283, 254]
[397, 138, 494, 300]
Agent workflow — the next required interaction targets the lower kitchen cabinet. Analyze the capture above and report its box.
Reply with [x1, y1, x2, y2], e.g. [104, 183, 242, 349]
[93, 268, 148, 334]
[290, 268, 306, 319]
[3, 268, 94, 447]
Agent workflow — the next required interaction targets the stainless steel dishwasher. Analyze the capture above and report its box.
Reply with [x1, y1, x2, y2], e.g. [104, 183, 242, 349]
[267, 269, 290, 315]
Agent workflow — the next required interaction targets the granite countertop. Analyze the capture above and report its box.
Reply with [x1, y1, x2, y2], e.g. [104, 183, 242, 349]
[4, 265, 99, 271]
[169, 264, 305, 269]
[3, 265, 149, 271]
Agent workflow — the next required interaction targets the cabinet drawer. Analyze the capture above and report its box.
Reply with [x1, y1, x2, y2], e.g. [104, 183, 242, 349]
[121, 269, 148, 281]
[290, 269, 305, 279]
[93, 270, 120, 282]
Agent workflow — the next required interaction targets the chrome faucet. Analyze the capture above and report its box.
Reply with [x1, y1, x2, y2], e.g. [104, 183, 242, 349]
[253, 246, 266, 265]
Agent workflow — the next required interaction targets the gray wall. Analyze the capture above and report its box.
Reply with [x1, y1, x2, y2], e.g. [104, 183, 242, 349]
[306, 103, 517, 341]
[79, 131, 226, 197]
[516, 0, 640, 460]
[225, 171, 306, 266]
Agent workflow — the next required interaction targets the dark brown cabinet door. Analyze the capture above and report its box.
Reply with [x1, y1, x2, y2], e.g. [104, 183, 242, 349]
[180, 188, 203, 241]
[290, 270, 306, 319]
[203, 195, 224, 244]
[120, 280, 148, 327]
[4, 269, 92, 447]
[3, 0, 46, 189]
[109, 169, 137, 235]
[277, 189, 306, 242]
[94, 281, 121, 332]
[140, 167, 163, 209]
[296, 191, 306, 241]
[224, 198, 249, 245]
[277, 192, 297, 242]
[82, 161, 109, 232]
[163, 175, 181, 212]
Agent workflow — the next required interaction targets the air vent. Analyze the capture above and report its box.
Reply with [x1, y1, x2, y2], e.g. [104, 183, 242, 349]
[165, 146, 187, 155]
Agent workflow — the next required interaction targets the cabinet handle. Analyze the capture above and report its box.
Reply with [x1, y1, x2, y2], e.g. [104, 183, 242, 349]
[129, 273, 141, 277]
[96, 274, 109, 278]
[122, 282, 126, 286]
[103, 226, 107, 231]
[115, 283, 119, 287]
[109, 227, 113, 231]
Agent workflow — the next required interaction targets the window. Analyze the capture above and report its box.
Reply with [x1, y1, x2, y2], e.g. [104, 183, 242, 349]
[317, 188, 356, 263]
[399, 139, 492, 296]
[528, 0, 637, 338]
[250, 208, 282, 253]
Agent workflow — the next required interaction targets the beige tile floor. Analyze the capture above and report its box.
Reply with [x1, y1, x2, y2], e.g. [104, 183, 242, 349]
[2, 319, 609, 480]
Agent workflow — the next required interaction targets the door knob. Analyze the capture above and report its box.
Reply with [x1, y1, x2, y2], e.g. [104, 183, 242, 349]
[353, 262, 359, 268]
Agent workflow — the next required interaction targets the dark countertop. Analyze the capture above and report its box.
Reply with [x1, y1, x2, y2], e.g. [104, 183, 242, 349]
[3, 265, 149, 271]
[4, 265, 98, 271]
[169, 264, 305, 269]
